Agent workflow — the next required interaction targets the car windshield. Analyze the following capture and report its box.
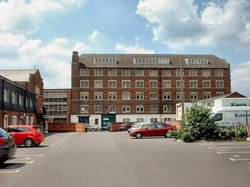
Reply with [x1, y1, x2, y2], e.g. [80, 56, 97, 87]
[0, 128, 10, 138]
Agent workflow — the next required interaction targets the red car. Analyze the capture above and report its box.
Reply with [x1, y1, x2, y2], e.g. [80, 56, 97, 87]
[128, 122, 176, 139]
[5, 125, 44, 147]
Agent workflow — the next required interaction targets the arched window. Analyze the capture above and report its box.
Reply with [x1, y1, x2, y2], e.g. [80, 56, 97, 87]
[109, 105, 116, 113]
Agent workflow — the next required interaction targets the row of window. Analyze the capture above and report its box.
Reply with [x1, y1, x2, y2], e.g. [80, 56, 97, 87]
[44, 104, 68, 116]
[80, 80, 225, 89]
[92, 57, 209, 65]
[2, 115, 34, 128]
[80, 105, 172, 114]
[80, 68, 224, 77]
[4, 89, 34, 108]
[80, 91, 224, 101]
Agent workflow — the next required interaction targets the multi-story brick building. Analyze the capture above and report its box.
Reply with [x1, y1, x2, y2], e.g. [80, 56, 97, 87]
[0, 69, 44, 128]
[71, 51, 231, 129]
[0, 75, 37, 128]
[43, 89, 71, 123]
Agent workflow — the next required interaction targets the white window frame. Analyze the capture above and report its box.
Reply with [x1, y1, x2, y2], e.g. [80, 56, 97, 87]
[80, 92, 89, 100]
[80, 80, 89, 88]
[94, 80, 103, 88]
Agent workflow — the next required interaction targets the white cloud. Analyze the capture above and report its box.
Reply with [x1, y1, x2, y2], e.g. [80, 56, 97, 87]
[232, 61, 250, 96]
[73, 42, 91, 54]
[137, 0, 250, 50]
[116, 44, 154, 54]
[0, 0, 86, 32]
[89, 30, 105, 42]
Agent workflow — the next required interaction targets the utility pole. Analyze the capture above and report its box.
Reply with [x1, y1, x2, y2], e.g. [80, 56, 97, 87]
[180, 59, 185, 121]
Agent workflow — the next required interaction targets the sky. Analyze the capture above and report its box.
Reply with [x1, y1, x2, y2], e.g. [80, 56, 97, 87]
[0, 0, 250, 96]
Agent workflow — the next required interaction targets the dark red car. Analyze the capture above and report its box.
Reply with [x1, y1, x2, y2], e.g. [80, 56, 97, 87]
[0, 128, 17, 165]
[5, 125, 44, 147]
[128, 122, 176, 139]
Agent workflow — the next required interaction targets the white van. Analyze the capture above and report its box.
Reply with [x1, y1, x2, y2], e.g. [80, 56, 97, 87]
[212, 107, 250, 126]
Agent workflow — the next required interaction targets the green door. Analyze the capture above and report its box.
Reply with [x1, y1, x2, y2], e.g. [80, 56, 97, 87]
[101, 114, 116, 130]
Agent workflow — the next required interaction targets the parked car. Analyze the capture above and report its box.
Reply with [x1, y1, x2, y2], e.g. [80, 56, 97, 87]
[85, 124, 99, 132]
[109, 122, 133, 132]
[128, 122, 176, 139]
[0, 128, 17, 165]
[5, 125, 44, 147]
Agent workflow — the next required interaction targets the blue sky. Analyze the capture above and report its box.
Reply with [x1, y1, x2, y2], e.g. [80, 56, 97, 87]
[0, 0, 250, 96]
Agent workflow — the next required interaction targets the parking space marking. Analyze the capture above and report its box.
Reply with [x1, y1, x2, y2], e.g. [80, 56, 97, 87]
[0, 169, 20, 174]
[15, 154, 44, 157]
[216, 151, 250, 154]
[230, 158, 250, 162]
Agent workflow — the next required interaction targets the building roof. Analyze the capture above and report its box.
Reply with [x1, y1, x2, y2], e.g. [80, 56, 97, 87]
[77, 53, 229, 69]
[0, 69, 39, 82]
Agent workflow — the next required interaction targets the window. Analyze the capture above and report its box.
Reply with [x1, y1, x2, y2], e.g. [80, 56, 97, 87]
[108, 69, 117, 76]
[136, 92, 144, 100]
[19, 95, 24, 106]
[80, 80, 89, 88]
[133, 58, 170, 64]
[189, 80, 198, 88]
[108, 80, 117, 88]
[94, 69, 103, 76]
[176, 92, 182, 100]
[94, 57, 117, 64]
[136, 80, 144, 88]
[150, 105, 158, 113]
[135, 69, 144, 76]
[94, 92, 103, 100]
[176, 80, 184, 88]
[122, 69, 130, 76]
[203, 81, 211, 88]
[215, 69, 223, 77]
[189, 69, 197, 76]
[216, 80, 224, 88]
[216, 92, 224, 96]
[123, 118, 130, 122]
[80, 105, 89, 113]
[176, 69, 184, 76]
[108, 92, 117, 100]
[136, 118, 144, 122]
[190, 92, 198, 100]
[163, 80, 171, 88]
[12, 91, 17, 104]
[109, 106, 116, 113]
[185, 58, 209, 65]
[12, 116, 17, 126]
[203, 92, 211, 99]
[162, 69, 171, 76]
[149, 81, 157, 88]
[149, 92, 158, 100]
[94, 80, 103, 88]
[163, 92, 171, 100]
[149, 69, 158, 76]
[136, 105, 144, 113]
[80, 92, 89, 100]
[122, 80, 130, 88]
[150, 118, 158, 122]
[94, 105, 102, 113]
[4, 89, 9, 102]
[80, 69, 89, 76]
[122, 105, 130, 113]
[202, 69, 210, 77]
[122, 92, 130, 100]
[163, 105, 172, 113]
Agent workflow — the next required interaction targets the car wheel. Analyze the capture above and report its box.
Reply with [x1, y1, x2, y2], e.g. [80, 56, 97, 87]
[24, 138, 33, 147]
[165, 130, 172, 138]
[0, 158, 8, 165]
[135, 133, 142, 139]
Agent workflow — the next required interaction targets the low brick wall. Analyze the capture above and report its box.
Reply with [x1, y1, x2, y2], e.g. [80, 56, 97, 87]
[48, 123, 85, 132]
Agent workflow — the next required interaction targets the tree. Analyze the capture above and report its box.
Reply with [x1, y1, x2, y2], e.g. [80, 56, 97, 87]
[179, 103, 217, 142]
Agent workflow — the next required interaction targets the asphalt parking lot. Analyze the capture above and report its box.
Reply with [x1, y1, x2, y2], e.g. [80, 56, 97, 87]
[200, 141, 250, 170]
[1, 132, 250, 187]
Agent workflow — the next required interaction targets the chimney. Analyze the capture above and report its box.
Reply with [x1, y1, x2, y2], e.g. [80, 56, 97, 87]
[72, 51, 79, 63]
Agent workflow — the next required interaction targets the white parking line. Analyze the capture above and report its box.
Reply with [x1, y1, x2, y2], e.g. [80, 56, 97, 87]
[230, 158, 250, 162]
[15, 154, 44, 157]
[0, 170, 20, 174]
[216, 151, 250, 154]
